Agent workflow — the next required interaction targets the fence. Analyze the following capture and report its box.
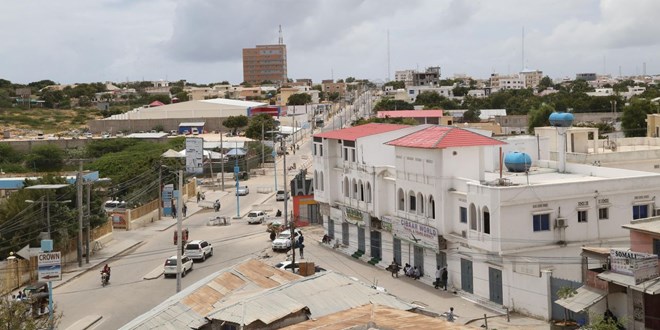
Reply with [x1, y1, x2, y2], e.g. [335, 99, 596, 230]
[128, 199, 159, 220]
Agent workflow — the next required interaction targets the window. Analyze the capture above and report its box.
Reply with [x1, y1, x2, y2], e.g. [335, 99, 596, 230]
[313, 144, 317, 156]
[633, 205, 649, 220]
[320, 172, 324, 191]
[343, 147, 348, 161]
[409, 191, 416, 212]
[314, 171, 318, 190]
[578, 210, 588, 223]
[366, 182, 372, 203]
[398, 188, 405, 211]
[344, 177, 349, 197]
[469, 204, 477, 230]
[653, 239, 660, 258]
[351, 149, 356, 162]
[483, 207, 490, 234]
[429, 195, 436, 219]
[352, 179, 357, 198]
[359, 181, 364, 201]
[460, 207, 467, 223]
[320, 145, 323, 156]
[418, 193, 424, 214]
[533, 214, 550, 232]
[600, 207, 609, 221]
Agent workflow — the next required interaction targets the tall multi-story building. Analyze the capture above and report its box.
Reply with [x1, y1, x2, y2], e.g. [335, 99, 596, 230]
[242, 44, 288, 85]
[394, 67, 442, 87]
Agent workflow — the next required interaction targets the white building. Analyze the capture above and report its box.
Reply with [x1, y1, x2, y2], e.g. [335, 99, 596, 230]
[313, 123, 660, 320]
[404, 86, 454, 102]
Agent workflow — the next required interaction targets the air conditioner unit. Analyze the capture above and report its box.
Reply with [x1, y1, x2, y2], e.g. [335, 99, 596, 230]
[461, 230, 467, 238]
[555, 218, 568, 228]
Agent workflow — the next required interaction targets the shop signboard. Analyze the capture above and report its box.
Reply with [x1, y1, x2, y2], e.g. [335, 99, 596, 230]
[610, 249, 659, 284]
[392, 218, 439, 250]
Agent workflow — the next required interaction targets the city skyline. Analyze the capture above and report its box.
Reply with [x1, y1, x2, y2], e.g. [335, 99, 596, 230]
[1, 0, 659, 85]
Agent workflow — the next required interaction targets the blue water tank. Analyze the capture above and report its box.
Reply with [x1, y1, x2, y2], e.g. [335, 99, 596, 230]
[549, 112, 574, 127]
[504, 152, 532, 172]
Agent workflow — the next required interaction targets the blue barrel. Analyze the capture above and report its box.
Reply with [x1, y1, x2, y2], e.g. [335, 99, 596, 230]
[504, 152, 532, 172]
[549, 112, 574, 127]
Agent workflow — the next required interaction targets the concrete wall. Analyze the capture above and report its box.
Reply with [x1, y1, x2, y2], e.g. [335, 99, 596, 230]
[88, 117, 231, 134]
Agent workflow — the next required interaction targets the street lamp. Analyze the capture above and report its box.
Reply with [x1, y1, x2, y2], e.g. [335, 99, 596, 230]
[161, 152, 185, 293]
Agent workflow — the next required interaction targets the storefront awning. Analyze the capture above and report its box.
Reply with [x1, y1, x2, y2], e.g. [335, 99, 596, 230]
[555, 285, 607, 313]
[597, 271, 660, 295]
[554, 286, 606, 313]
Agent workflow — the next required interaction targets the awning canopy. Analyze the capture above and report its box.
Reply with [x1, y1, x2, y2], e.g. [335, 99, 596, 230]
[225, 148, 247, 156]
[598, 271, 660, 295]
[554, 286, 606, 313]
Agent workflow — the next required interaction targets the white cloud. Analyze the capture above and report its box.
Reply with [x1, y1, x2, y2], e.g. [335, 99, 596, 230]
[0, 0, 657, 84]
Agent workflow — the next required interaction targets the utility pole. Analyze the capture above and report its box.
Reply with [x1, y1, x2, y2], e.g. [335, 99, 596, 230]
[220, 131, 225, 190]
[282, 137, 294, 272]
[234, 141, 240, 218]
[176, 169, 183, 292]
[261, 122, 265, 166]
[77, 160, 84, 267]
[85, 182, 91, 264]
[158, 164, 162, 219]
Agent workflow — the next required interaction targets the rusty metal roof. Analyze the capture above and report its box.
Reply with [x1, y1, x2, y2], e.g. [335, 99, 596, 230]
[120, 259, 301, 330]
[313, 123, 409, 141]
[282, 304, 475, 329]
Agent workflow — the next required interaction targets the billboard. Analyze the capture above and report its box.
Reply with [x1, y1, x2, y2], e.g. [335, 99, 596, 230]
[185, 137, 204, 174]
[38, 252, 62, 281]
[247, 106, 284, 118]
[610, 249, 659, 284]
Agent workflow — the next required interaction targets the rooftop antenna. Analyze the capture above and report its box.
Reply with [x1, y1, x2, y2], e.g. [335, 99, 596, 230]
[521, 26, 525, 71]
[387, 29, 391, 82]
[278, 25, 283, 44]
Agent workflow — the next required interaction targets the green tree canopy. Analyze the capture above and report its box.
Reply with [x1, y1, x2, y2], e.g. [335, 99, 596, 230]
[527, 103, 555, 134]
[373, 99, 414, 111]
[223, 115, 249, 134]
[621, 98, 658, 137]
[383, 81, 405, 90]
[353, 116, 418, 126]
[24, 145, 65, 172]
[0, 143, 23, 164]
[462, 109, 481, 123]
[244, 114, 277, 140]
[287, 93, 312, 105]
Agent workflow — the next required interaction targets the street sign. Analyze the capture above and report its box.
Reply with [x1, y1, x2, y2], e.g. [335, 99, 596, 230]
[38, 252, 62, 281]
[16, 244, 42, 259]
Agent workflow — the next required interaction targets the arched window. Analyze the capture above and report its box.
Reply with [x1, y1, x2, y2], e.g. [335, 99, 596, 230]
[398, 188, 405, 211]
[469, 203, 477, 230]
[482, 206, 491, 234]
[417, 192, 424, 215]
[344, 177, 349, 197]
[428, 195, 436, 219]
[359, 180, 364, 201]
[408, 190, 416, 212]
[320, 172, 324, 191]
[352, 178, 358, 199]
[366, 182, 372, 203]
[314, 171, 318, 190]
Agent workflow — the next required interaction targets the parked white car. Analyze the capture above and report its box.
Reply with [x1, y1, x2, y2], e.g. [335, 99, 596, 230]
[163, 255, 193, 277]
[184, 240, 213, 261]
[247, 211, 266, 224]
[275, 190, 289, 201]
[271, 229, 301, 252]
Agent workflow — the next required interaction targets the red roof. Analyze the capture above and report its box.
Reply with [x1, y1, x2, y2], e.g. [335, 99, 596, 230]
[386, 126, 506, 149]
[377, 110, 444, 118]
[313, 123, 409, 141]
[149, 100, 165, 107]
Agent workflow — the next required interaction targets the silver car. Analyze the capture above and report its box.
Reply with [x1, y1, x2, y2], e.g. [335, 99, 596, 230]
[163, 255, 193, 278]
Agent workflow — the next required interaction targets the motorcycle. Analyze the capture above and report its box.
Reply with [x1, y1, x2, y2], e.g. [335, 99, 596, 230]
[101, 271, 109, 287]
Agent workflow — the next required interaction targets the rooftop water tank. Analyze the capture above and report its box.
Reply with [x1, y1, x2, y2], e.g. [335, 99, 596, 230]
[549, 112, 574, 127]
[504, 152, 532, 172]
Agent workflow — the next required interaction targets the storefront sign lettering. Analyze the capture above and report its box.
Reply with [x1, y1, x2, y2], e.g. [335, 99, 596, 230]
[392, 217, 439, 251]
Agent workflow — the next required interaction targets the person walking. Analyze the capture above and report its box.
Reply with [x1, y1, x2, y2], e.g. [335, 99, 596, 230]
[298, 233, 305, 259]
[182, 203, 188, 217]
[171, 203, 177, 218]
[196, 191, 201, 203]
[435, 266, 441, 289]
[441, 267, 448, 291]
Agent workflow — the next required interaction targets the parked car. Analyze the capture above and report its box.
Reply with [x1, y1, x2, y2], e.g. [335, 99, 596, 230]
[184, 240, 213, 261]
[274, 260, 326, 273]
[163, 255, 193, 277]
[271, 229, 301, 252]
[276, 190, 289, 201]
[247, 211, 266, 224]
[236, 186, 249, 196]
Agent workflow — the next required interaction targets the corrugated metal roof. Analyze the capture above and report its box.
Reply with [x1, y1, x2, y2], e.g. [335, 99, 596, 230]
[120, 259, 301, 330]
[377, 110, 444, 118]
[206, 271, 414, 326]
[554, 286, 606, 313]
[313, 123, 408, 141]
[386, 126, 505, 149]
[282, 304, 473, 330]
[201, 98, 266, 108]
[622, 219, 660, 235]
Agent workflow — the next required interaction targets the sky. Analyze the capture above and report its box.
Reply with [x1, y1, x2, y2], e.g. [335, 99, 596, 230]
[1, 0, 659, 85]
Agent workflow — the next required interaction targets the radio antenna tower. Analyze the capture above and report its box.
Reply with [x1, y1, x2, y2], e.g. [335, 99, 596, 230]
[278, 25, 283, 44]
[521, 26, 525, 70]
[387, 29, 391, 82]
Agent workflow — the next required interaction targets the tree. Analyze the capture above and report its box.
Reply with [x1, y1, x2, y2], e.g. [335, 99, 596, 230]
[621, 98, 657, 137]
[527, 103, 555, 134]
[556, 286, 577, 325]
[345, 77, 356, 83]
[383, 81, 405, 90]
[0, 143, 23, 164]
[538, 76, 555, 92]
[0, 295, 61, 329]
[373, 99, 414, 111]
[244, 114, 277, 140]
[462, 109, 481, 123]
[287, 93, 312, 105]
[353, 116, 418, 126]
[24, 145, 65, 172]
[222, 115, 249, 135]
[414, 91, 444, 107]
[148, 94, 171, 105]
